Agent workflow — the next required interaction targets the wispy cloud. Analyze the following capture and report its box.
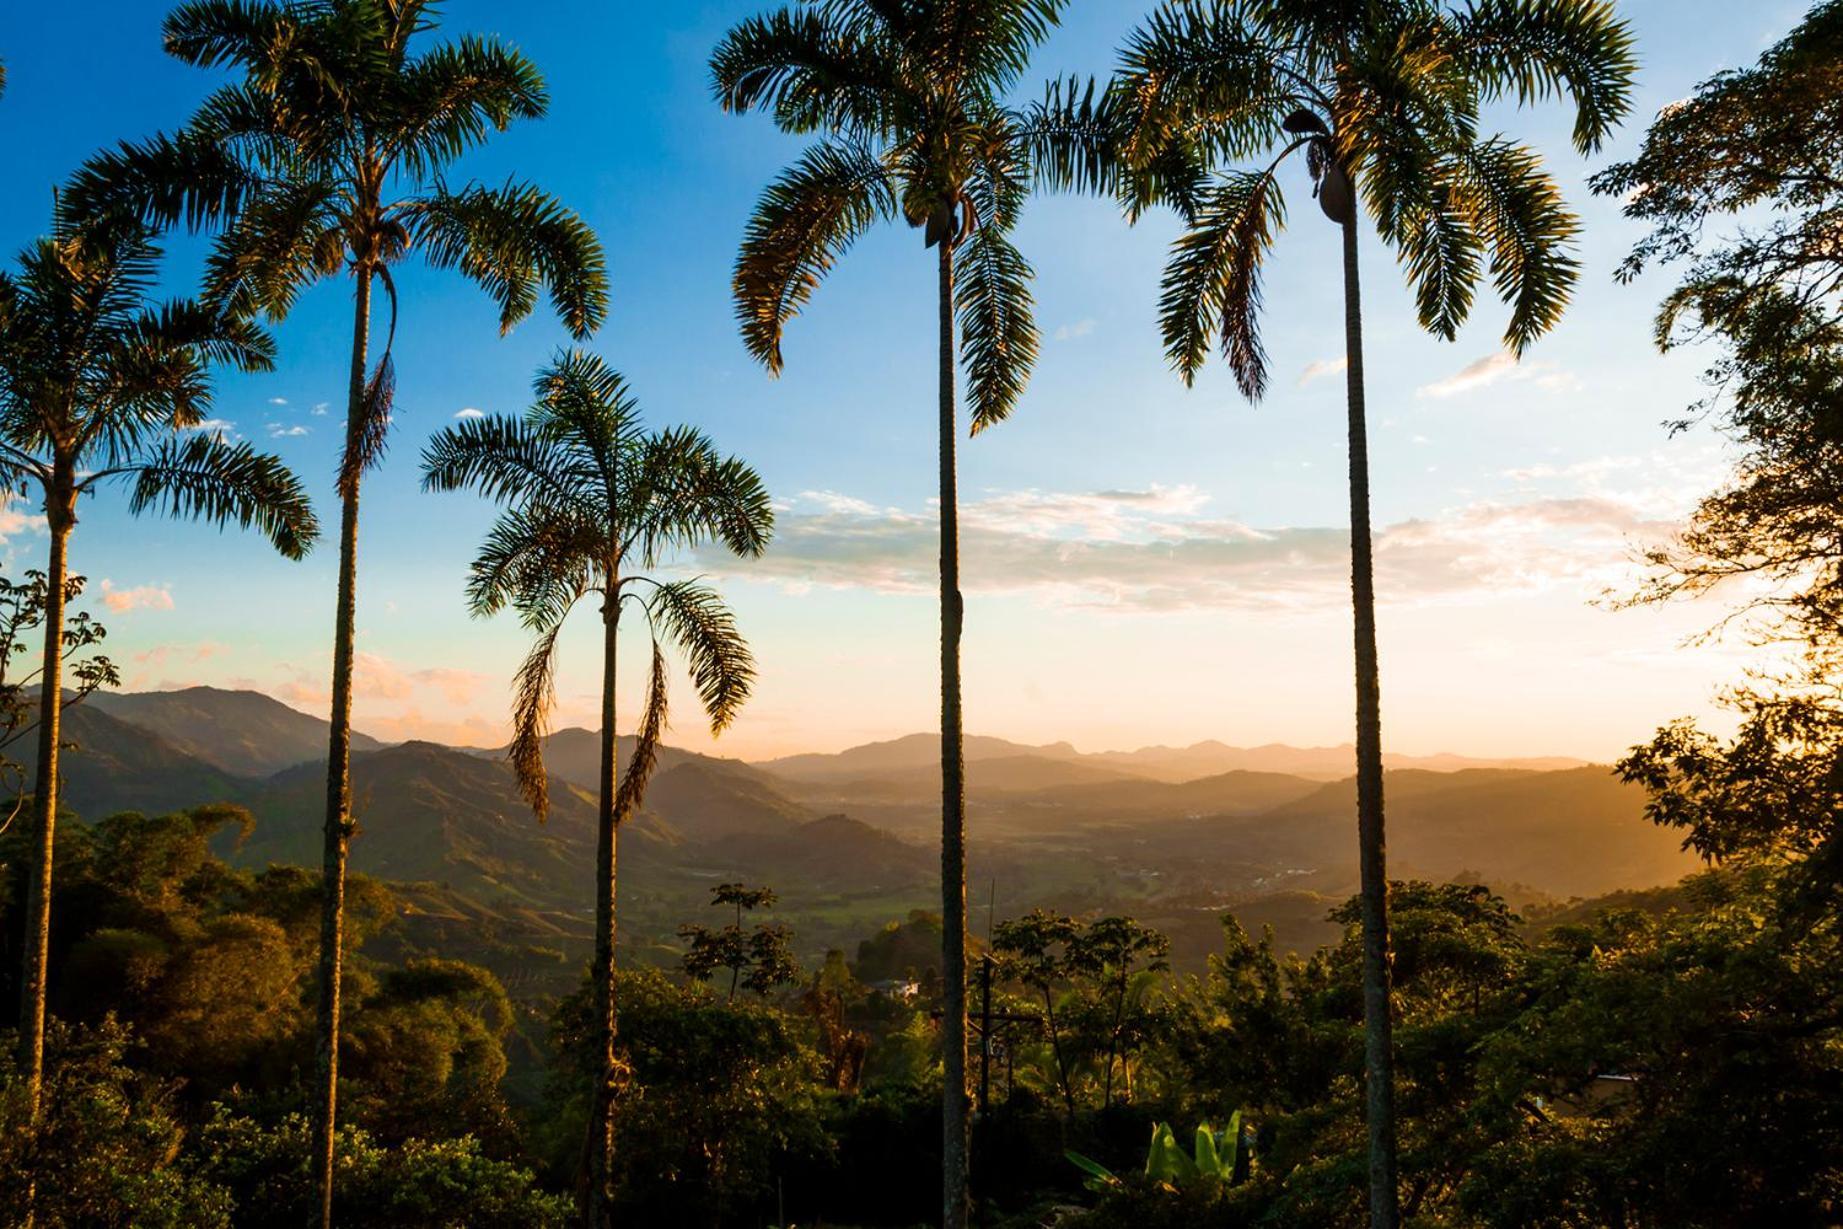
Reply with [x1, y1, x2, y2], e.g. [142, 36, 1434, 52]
[1298, 356, 1347, 387]
[1053, 318, 1096, 342]
[100, 580, 174, 613]
[268, 397, 289, 407]
[269, 424, 310, 438]
[0, 494, 45, 543]
[132, 642, 227, 669]
[454, 407, 486, 420]
[694, 484, 1673, 613]
[1418, 352, 1579, 400]
[311, 403, 330, 417]
[185, 418, 238, 441]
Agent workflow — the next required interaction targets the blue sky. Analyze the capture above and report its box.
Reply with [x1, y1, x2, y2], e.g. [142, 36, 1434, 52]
[0, 1, 1804, 759]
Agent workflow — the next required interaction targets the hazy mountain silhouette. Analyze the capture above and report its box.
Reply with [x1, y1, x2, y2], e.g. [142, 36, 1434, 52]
[88, 686, 384, 777]
[758, 732, 1584, 786]
[14, 702, 243, 820]
[31, 687, 1683, 964]
[226, 740, 678, 913]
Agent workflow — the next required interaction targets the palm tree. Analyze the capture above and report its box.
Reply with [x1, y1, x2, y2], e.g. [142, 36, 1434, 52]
[1044, 3, 1634, 1224]
[421, 349, 771, 1226]
[67, 5, 609, 1217]
[711, 6, 1072, 1219]
[0, 212, 318, 1123]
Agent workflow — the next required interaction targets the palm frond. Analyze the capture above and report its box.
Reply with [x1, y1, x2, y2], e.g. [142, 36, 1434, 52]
[711, 6, 905, 136]
[732, 140, 896, 373]
[509, 618, 565, 821]
[1457, 0, 1637, 155]
[393, 35, 548, 178]
[201, 175, 343, 321]
[404, 180, 609, 339]
[614, 637, 669, 822]
[420, 411, 586, 513]
[631, 427, 775, 564]
[1116, 3, 1306, 168]
[644, 579, 755, 734]
[955, 225, 1038, 432]
[939, 0, 1067, 96]
[124, 431, 319, 559]
[63, 130, 258, 234]
[1456, 138, 1581, 352]
[464, 507, 596, 626]
[162, 0, 293, 71]
[1159, 170, 1286, 397]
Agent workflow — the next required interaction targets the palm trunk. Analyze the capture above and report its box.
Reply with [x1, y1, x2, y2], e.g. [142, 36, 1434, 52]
[584, 590, 621, 1229]
[1341, 205, 1400, 1229]
[938, 237, 971, 1229]
[314, 269, 372, 1229]
[18, 470, 74, 1122]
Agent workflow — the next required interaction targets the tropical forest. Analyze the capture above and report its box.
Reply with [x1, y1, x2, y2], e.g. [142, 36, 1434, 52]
[1, 1, 1840, 1227]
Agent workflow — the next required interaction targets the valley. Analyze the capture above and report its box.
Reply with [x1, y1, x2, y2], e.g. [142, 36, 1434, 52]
[38, 686, 1699, 991]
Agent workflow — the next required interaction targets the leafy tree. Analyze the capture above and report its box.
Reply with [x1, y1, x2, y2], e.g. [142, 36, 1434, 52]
[422, 349, 771, 1223]
[341, 958, 518, 1150]
[804, 949, 871, 1092]
[679, 883, 801, 1002]
[545, 966, 824, 1228]
[711, 4, 1081, 1216]
[0, 1018, 234, 1228]
[0, 570, 119, 830]
[194, 1109, 570, 1229]
[1068, 915, 1170, 1107]
[855, 909, 946, 984]
[0, 212, 316, 1127]
[992, 910, 1083, 1114]
[1034, 6, 1636, 1221]
[68, 5, 611, 1213]
[1593, 2, 1843, 645]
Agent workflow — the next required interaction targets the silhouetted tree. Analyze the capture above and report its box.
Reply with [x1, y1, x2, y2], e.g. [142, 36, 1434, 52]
[68, 6, 609, 1215]
[712, 6, 1072, 1217]
[1594, 1, 1843, 645]
[1036, 5, 1635, 1221]
[0, 213, 315, 1127]
[423, 349, 770, 1226]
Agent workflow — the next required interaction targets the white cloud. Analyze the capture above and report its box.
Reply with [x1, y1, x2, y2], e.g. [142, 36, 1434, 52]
[692, 484, 1675, 613]
[0, 494, 45, 543]
[311, 403, 330, 416]
[186, 418, 237, 440]
[1417, 352, 1580, 400]
[454, 407, 486, 420]
[269, 424, 310, 438]
[268, 397, 289, 407]
[1298, 356, 1347, 387]
[1053, 318, 1096, 342]
[100, 580, 174, 614]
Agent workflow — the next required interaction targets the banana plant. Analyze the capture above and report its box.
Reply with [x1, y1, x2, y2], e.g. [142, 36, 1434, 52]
[1066, 1111, 1249, 1194]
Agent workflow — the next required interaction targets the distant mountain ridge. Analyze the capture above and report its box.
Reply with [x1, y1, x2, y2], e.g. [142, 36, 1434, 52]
[86, 686, 384, 778]
[756, 732, 1586, 786]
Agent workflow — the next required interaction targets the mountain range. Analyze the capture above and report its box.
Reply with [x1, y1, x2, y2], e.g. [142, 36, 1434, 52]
[17, 687, 1690, 968]
[758, 731, 1584, 784]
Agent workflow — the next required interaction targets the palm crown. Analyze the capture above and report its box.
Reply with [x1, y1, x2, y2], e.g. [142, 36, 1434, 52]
[69, 0, 608, 481]
[713, 0, 1080, 428]
[422, 349, 773, 821]
[1061, 0, 1634, 399]
[0, 215, 317, 556]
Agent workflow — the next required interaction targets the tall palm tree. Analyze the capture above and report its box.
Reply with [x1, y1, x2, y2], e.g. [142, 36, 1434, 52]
[422, 349, 771, 1227]
[68, 4, 609, 1218]
[0, 212, 318, 1123]
[711, 6, 1070, 1219]
[1041, 3, 1634, 1224]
